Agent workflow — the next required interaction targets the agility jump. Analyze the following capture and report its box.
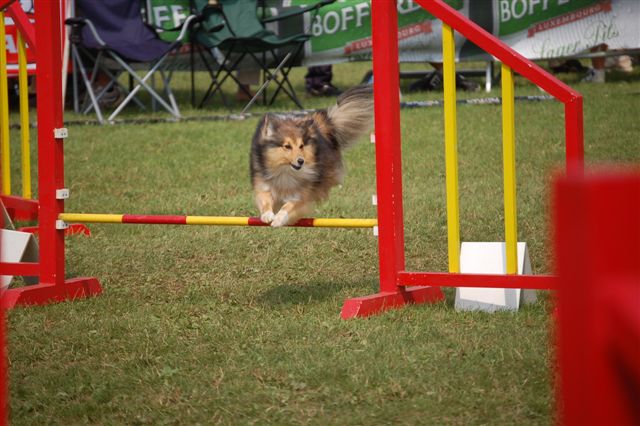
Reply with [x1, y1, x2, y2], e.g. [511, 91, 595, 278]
[58, 213, 377, 228]
[0, 0, 583, 319]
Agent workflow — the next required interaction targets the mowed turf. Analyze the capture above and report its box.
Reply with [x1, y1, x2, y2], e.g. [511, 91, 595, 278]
[5, 61, 640, 425]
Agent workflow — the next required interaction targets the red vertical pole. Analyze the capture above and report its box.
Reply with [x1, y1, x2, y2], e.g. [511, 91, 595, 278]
[340, 0, 443, 318]
[35, 0, 65, 291]
[564, 97, 584, 175]
[0, 300, 6, 426]
[372, 0, 405, 292]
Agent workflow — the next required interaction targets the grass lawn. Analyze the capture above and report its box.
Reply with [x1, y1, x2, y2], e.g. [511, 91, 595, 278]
[5, 61, 640, 425]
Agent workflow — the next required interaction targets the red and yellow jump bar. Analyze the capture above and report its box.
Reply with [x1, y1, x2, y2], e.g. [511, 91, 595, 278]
[58, 213, 377, 229]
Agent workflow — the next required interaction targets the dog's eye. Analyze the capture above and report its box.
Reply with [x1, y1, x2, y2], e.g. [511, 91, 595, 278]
[284, 145, 292, 150]
[299, 144, 304, 149]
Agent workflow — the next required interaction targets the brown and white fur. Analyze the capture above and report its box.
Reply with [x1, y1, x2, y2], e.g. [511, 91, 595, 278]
[250, 85, 374, 227]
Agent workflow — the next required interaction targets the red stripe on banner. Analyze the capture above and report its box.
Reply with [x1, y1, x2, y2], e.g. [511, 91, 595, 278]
[344, 21, 432, 55]
[527, 0, 612, 38]
[122, 215, 187, 225]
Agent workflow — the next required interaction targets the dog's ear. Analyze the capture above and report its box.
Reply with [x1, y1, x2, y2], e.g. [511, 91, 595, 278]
[260, 113, 279, 141]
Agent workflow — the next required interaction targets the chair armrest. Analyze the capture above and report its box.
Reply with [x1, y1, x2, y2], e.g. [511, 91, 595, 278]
[199, 3, 236, 37]
[65, 16, 107, 47]
[261, 0, 335, 23]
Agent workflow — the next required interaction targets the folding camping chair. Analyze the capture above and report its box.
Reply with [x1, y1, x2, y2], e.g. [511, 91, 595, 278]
[190, 0, 334, 112]
[66, 0, 198, 124]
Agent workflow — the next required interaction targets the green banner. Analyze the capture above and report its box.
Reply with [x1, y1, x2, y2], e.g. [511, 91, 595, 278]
[267, 0, 463, 54]
[497, 0, 602, 36]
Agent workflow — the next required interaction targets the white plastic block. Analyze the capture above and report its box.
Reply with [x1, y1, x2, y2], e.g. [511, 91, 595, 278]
[455, 242, 537, 312]
[1, 229, 39, 289]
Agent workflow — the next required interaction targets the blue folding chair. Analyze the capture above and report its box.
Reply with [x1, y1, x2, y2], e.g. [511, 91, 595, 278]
[67, 0, 198, 123]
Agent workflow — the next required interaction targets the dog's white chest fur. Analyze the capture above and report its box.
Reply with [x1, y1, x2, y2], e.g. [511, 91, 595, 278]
[264, 165, 315, 203]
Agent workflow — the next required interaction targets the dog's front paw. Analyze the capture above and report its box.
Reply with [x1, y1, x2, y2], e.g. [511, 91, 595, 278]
[271, 210, 289, 228]
[260, 211, 275, 224]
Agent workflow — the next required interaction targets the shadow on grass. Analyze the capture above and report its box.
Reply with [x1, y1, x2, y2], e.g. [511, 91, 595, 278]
[258, 278, 461, 311]
[258, 277, 378, 307]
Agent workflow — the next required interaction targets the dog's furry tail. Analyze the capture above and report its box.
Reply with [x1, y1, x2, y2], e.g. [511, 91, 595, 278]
[326, 85, 374, 149]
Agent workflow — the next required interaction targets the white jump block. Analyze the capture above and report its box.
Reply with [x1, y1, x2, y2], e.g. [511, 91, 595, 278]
[1, 228, 39, 289]
[455, 242, 537, 312]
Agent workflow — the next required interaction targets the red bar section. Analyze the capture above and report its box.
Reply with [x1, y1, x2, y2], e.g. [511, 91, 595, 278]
[247, 217, 267, 226]
[122, 215, 187, 225]
[0, 195, 38, 222]
[0, 262, 39, 276]
[292, 218, 315, 227]
[398, 272, 556, 290]
[6, 1, 36, 53]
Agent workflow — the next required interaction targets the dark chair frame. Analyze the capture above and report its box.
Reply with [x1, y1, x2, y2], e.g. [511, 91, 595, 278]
[190, 0, 335, 112]
[66, 8, 199, 123]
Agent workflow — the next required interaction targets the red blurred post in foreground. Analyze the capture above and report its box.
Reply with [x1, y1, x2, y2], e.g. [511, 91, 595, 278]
[0, 198, 6, 424]
[555, 169, 640, 425]
[0, 298, 5, 425]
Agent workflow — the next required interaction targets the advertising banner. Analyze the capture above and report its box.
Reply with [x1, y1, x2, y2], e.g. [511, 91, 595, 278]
[491, 0, 640, 60]
[147, 0, 640, 65]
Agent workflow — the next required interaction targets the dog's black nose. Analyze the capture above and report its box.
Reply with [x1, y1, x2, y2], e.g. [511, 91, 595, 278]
[296, 157, 304, 166]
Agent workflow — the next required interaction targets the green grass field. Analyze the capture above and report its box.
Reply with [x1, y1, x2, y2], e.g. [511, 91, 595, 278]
[5, 61, 640, 425]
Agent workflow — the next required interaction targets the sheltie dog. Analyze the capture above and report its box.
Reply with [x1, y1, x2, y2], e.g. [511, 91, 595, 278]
[250, 85, 374, 227]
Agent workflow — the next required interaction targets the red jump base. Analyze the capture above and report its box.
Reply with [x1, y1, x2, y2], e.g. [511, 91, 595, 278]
[341, 286, 445, 319]
[2, 278, 102, 309]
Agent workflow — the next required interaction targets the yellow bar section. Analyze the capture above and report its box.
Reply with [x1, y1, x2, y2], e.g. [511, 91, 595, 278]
[442, 23, 460, 273]
[18, 32, 31, 199]
[0, 12, 10, 195]
[59, 213, 124, 224]
[501, 64, 518, 275]
[311, 218, 377, 228]
[186, 216, 249, 226]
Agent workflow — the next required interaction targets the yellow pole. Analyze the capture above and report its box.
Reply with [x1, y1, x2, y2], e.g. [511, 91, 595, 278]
[442, 23, 460, 273]
[186, 216, 250, 226]
[18, 31, 30, 199]
[0, 12, 11, 195]
[501, 64, 518, 274]
[59, 213, 125, 224]
[310, 218, 378, 228]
